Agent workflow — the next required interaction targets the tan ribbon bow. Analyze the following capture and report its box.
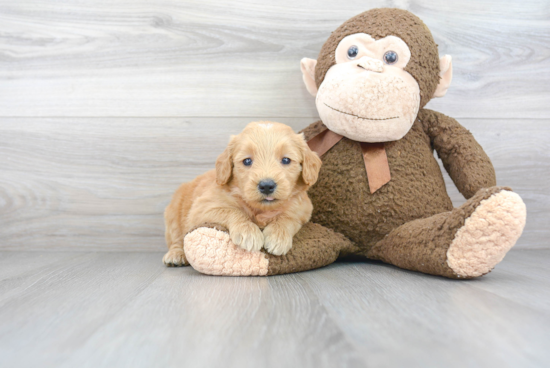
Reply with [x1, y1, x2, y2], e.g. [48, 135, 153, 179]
[307, 128, 391, 194]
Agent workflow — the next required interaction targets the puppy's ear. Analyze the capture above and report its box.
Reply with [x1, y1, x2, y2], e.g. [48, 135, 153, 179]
[215, 136, 235, 185]
[299, 133, 322, 186]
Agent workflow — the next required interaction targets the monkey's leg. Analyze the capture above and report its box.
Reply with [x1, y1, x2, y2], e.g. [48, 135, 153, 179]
[367, 187, 526, 279]
[183, 222, 358, 276]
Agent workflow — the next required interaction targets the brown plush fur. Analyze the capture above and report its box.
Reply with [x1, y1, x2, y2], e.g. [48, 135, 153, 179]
[163, 121, 322, 266]
[292, 106, 499, 278]
[301, 109, 496, 254]
[180, 8, 524, 279]
[185, 108, 499, 277]
[265, 222, 359, 275]
[260, 186, 511, 278]
[314, 8, 440, 109]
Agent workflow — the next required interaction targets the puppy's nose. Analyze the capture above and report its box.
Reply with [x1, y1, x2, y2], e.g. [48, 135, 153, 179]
[258, 179, 277, 195]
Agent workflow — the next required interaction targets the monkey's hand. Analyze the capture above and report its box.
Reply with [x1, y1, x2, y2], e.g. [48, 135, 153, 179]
[263, 223, 293, 256]
[229, 222, 264, 252]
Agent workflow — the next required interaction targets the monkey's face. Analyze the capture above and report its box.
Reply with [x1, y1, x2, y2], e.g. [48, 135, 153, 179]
[315, 34, 420, 143]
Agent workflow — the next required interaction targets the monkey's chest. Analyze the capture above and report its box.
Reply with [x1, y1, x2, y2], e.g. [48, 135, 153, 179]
[308, 133, 453, 249]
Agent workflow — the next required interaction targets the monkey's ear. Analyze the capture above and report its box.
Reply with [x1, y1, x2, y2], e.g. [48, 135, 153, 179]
[215, 136, 235, 185]
[300, 58, 318, 97]
[433, 55, 453, 98]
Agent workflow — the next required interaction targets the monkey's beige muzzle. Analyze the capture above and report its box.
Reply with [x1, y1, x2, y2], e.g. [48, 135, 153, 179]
[357, 57, 384, 73]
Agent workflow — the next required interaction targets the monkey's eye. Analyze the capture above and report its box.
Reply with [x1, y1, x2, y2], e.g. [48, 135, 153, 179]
[243, 158, 253, 166]
[347, 45, 359, 59]
[281, 157, 291, 165]
[383, 50, 398, 65]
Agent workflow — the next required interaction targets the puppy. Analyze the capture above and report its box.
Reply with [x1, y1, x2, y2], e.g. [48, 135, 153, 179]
[163, 121, 322, 266]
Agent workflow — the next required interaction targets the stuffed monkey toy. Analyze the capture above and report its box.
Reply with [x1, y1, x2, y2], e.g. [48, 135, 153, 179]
[179, 8, 526, 279]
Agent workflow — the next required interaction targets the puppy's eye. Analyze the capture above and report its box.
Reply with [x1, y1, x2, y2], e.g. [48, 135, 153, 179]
[347, 45, 359, 59]
[383, 50, 398, 65]
[281, 157, 291, 165]
[243, 158, 253, 166]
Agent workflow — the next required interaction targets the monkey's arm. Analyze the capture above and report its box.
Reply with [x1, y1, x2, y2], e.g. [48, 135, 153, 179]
[419, 109, 496, 199]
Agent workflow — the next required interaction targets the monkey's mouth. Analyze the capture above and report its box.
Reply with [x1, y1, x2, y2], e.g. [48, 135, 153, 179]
[324, 103, 399, 121]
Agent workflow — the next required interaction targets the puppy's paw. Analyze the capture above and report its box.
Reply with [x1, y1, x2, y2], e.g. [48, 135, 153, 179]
[230, 222, 264, 252]
[263, 225, 293, 256]
[163, 248, 188, 267]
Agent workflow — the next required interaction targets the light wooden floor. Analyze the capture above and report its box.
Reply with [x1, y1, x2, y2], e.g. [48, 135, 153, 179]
[0, 249, 549, 368]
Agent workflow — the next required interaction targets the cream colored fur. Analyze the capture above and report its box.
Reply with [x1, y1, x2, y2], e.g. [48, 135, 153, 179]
[316, 64, 420, 142]
[185, 227, 269, 276]
[300, 58, 318, 96]
[163, 121, 322, 266]
[447, 191, 527, 277]
[433, 55, 452, 98]
[301, 33, 453, 143]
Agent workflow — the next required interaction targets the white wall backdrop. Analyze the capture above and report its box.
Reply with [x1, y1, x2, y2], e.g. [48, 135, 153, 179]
[1, 0, 548, 250]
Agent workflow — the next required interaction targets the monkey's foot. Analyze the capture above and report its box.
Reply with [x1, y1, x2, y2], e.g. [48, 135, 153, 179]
[447, 190, 526, 278]
[184, 226, 269, 276]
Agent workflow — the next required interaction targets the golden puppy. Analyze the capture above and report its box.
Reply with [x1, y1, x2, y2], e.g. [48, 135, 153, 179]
[163, 121, 322, 266]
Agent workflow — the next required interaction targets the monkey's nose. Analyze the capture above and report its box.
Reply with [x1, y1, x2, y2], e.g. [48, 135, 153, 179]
[258, 179, 277, 195]
[357, 57, 383, 73]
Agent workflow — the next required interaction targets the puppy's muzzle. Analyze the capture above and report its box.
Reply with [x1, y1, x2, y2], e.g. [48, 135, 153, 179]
[258, 179, 277, 195]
